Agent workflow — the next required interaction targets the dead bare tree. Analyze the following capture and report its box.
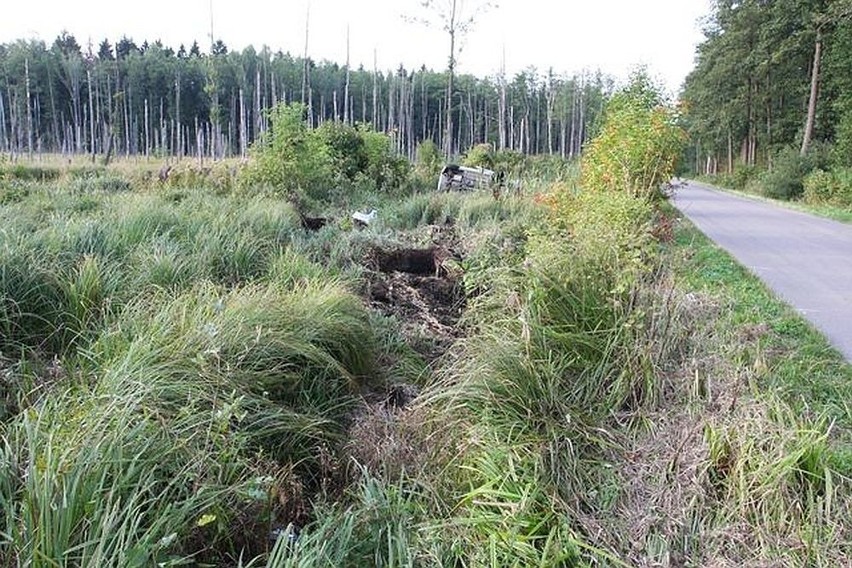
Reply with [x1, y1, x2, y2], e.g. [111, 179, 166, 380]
[372, 49, 378, 128]
[801, 1, 852, 156]
[407, 0, 496, 159]
[498, 44, 507, 151]
[343, 25, 351, 125]
[24, 59, 33, 156]
[301, 6, 313, 126]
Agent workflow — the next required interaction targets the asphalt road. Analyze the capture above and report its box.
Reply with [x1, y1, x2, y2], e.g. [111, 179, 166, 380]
[673, 180, 852, 361]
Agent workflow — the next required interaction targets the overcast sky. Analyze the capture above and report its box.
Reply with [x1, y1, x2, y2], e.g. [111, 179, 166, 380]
[0, 0, 711, 94]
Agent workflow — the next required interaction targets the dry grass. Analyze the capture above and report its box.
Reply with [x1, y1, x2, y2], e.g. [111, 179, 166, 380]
[583, 244, 852, 567]
[344, 392, 464, 486]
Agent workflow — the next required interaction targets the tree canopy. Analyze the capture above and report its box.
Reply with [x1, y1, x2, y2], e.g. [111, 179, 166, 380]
[682, 0, 852, 174]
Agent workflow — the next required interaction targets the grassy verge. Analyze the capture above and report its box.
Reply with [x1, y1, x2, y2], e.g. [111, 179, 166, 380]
[673, 208, 852, 439]
[527, 203, 852, 566]
[618, 207, 852, 565]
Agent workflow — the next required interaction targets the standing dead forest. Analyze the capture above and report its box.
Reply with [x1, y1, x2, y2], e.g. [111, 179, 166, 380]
[0, 34, 608, 161]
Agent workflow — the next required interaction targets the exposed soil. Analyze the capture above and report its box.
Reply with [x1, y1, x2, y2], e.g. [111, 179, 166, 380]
[375, 247, 440, 275]
[365, 236, 466, 362]
[299, 214, 329, 231]
[342, 228, 469, 493]
[368, 269, 465, 361]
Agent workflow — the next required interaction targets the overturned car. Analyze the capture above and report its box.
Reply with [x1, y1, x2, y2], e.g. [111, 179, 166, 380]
[436, 164, 503, 192]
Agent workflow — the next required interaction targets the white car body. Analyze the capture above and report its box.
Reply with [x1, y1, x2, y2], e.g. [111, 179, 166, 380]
[437, 165, 497, 192]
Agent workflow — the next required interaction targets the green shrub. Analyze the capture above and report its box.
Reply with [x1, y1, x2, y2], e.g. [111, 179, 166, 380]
[759, 146, 827, 200]
[239, 103, 333, 198]
[240, 106, 409, 200]
[415, 139, 442, 178]
[316, 121, 369, 181]
[441, 190, 656, 455]
[492, 149, 527, 178]
[803, 167, 852, 206]
[358, 127, 411, 192]
[731, 163, 759, 189]
[462, 143, 495, 169]
[832, 107, 852, 168]
[549, 185, 655, 277]
[581, 75, 685, 199]
[315, 121, 411, 191]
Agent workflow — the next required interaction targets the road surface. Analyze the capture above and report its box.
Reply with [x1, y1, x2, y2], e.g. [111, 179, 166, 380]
[673, 180, 852, 361]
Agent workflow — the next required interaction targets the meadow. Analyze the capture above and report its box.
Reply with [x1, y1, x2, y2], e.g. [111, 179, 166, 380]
[0, 92, 850, 567]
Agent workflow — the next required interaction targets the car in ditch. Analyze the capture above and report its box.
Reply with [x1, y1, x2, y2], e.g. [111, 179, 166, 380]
[436, 164, 501, 192]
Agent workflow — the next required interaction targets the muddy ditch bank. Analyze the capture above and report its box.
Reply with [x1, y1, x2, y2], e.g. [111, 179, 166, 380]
[365, 245, 466, 362]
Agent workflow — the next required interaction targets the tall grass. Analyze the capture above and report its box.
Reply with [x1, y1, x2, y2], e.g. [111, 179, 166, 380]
[96, 280, 376, 432]
[4, 155, 846, 566]
[0, 377, 234, 566]
[630, 214, 852, 566]
[0, 186, 311, 354]
[257, 474, 429, 568]
[0, 171, 397, 563]
[383, 191, 537, 232]
[0, 245, 66, 352]
[0, 277, 380, 564]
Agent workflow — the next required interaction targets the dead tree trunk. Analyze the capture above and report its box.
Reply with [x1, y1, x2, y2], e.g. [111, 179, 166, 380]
[239, 88, 247, 157]
[0, 90, 7, 151]
[301, 6, 310, 106]
[800, 29, 821, 156]
[344, 26, 351, 125]
[443, 0, 457, 159]
[24, 59, 33, 156]
[87, 68, 95, 159]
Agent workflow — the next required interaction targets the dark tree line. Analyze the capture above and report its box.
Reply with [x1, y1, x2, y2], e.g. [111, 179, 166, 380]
[0, 33, 611, 160]
[682, 0, 852, 174]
